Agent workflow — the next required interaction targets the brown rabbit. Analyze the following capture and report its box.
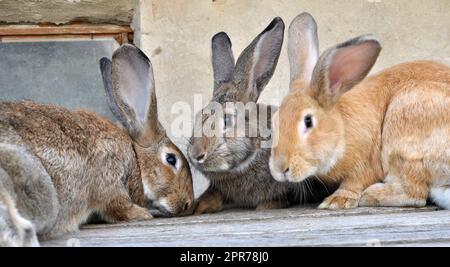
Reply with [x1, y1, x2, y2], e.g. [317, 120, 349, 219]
[0, 44, 194, 245]
[270, 12, 450, 209]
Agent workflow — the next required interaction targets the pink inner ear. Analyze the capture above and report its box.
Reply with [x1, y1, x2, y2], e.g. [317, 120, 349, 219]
[328, 42, 378, 93]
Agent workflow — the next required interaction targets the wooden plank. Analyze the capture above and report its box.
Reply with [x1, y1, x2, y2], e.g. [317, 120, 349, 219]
[0, 24, 133, 36]
[41, 206, 450, 247]
[0, 33, 127, 43]
[1, 34, 94, 43]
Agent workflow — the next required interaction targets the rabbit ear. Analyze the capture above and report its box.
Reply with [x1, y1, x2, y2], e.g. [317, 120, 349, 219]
[99, 57, 129, 125]
[212, 32, 235, 92]
[310, 35, 381, 109]
[233, 17, 285, 103]
[288, 12, 319, 92]
[100, 44, 164, 147]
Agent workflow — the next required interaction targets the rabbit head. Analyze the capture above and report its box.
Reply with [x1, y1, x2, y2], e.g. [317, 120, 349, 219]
[188, 17, 284, 174]
[100, 44, 194, 216]
[270, 13, 381, 183]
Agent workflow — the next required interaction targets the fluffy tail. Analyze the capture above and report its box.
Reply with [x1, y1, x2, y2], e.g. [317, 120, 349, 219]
[430, 186, 450, 210]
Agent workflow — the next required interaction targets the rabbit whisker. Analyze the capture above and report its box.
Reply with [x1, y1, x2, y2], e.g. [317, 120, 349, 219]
[313, 175, 330, 195]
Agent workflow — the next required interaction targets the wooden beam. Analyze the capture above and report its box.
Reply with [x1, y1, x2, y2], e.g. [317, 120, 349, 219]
[0, 24, 133, 36]
[120, 32, 129, 44]
[0, 24, 133, 45]
[0, 34, 125, 43]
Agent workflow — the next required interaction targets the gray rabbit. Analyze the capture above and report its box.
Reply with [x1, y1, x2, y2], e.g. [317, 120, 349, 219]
[188, 18, 333, 214]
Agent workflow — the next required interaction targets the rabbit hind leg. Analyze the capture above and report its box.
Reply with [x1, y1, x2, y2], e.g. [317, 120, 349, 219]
[0, 168, 39, 247]
[360, 156, 429, 207]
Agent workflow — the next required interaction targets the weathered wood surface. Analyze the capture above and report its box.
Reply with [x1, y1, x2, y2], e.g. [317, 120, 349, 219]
[0, 24, 133, 36]
[42, 206, 450, 247]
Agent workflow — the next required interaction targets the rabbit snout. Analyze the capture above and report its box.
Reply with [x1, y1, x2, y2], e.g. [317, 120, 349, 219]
[148, 197, 193, 217]
[269, 154, 290, 182]
[270, 140, 319, 183]
[188, 140, 208, 165]
[142, 180, 194, 217]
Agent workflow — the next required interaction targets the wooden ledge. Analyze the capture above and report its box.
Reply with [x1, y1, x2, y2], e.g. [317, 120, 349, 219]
[0, 24, 133, 44]
[42, 206, 450, 247]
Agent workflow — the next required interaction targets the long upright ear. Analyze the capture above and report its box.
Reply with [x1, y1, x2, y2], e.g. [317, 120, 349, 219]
[100, 44, 164, 147]
[233, 17, 285, 103]
[212, 32, 235, 92]
[310, 35, 381, 109]
[99, 57, 129, 125]
[288, 12, 319, 92]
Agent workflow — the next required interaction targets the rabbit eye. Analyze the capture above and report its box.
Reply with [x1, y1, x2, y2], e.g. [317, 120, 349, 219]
[304, 114, 313, 129]
[166, 153, 177, 167]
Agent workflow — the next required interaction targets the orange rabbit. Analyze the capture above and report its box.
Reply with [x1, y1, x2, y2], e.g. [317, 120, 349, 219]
[270, 12, 450, 210]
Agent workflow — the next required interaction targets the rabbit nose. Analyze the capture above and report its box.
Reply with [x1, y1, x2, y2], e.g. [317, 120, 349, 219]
[183, 201, 192, 211]
[189, 145, 207, 164]
[180, 200, 194, 215]
[196, 153, 206, 163]
[274, 157, 289, 175]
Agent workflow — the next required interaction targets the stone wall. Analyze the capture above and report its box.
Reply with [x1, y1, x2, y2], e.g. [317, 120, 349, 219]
[0, 0, 135, 25]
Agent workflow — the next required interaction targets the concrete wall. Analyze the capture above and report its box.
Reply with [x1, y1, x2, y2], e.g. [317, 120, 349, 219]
[137, 0, 450, 195]
[0, 40, 118, 121]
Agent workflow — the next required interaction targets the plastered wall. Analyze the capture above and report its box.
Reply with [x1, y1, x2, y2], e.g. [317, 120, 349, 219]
[138, 0, 450, 131]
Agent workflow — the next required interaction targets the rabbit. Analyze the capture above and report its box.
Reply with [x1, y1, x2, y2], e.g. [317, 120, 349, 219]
[188, 17, 333, 214]
[0, 44, 194, 246]
[269, 12, 450, 210]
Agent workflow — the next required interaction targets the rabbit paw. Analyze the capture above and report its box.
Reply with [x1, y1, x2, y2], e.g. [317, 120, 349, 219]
[128, 205, 154, 221]
[194, 199, 222, 214]
[256, 200, 289, 211]
[194, 190, 223, 215]
[107, 204, 153, 222]
[318, 189, 360, 210]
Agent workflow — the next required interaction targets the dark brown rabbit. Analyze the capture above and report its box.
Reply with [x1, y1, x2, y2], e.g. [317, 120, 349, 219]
[0, 44, 194, 246]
